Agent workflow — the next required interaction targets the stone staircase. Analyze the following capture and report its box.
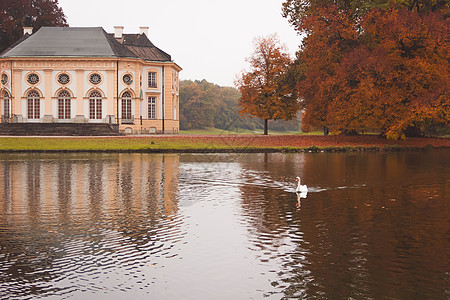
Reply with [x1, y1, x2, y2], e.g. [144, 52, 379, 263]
[0, 123, 119, 136]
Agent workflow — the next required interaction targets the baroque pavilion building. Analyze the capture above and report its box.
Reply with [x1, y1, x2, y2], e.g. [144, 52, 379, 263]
[0, 26, 181, 135]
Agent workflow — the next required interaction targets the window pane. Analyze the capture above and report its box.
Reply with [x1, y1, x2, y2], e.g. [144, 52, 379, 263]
[58, 99, 63, 119]
[27, 91, 40, 119]
[89, 99, 95, 119]
[65, 99, 70, 119]
[58, 91, 71, 119]
[148, 72, 157, 88]
[96, 99, 102, 119]
[89, 91, 102, 120]
[3, 92, 10, 118]
[122, 92, 132, 120]
[28, 99, 32, 119]
[148, 97, 156, 119]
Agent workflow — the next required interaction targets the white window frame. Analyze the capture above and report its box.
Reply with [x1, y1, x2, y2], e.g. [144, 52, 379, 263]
[121, 91, 132, 120]
[3, 91, 10, 119]
[58, 90, 71, 120]
[89, 91, 102, 120]
[148, 72, 157, 88]
[148, 96, 157, 119]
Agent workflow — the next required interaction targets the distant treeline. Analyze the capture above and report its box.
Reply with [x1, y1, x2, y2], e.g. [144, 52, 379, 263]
[179, 80, 300, 131]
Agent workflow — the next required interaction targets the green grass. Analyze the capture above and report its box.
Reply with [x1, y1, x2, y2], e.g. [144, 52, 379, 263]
[0, 134, 321, 152]
[179, 127, 311, 135]
[0, 136, 439, 153]
[292, 130, 323, 135]
[179, 127, 256, 135]
[0, 137, 216, 151]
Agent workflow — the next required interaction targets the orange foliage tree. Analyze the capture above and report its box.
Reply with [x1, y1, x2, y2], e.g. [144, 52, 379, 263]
[286, 1, 449, 139]
[236, 34, 299, 135]
[294, 3, 359, 133]
[331, 8, 449, 139]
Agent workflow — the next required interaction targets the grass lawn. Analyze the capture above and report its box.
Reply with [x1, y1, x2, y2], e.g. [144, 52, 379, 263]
[0, 134, 448, 152]
[179, 127, 257, 135]
[179, 127, 319, 135]
[0, 137, 216, 151]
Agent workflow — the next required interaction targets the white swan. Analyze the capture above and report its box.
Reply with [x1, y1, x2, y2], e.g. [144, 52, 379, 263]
[295, 176, 308, 193]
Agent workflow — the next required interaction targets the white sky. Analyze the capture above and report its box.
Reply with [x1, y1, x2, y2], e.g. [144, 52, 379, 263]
[58, 0, 301, 87]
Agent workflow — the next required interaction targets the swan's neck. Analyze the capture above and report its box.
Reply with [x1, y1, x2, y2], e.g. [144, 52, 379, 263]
[297, 179, 301, 189]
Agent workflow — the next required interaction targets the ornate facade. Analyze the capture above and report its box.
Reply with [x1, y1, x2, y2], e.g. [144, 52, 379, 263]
[0, 26, 181, 134]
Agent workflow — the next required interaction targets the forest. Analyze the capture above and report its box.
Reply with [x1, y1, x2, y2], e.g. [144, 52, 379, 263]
[179, 80, 300, 132]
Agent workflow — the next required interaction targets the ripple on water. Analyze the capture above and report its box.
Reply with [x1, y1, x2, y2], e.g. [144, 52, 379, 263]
[0, 152, 449, 299]
[0, 206, 189, 298]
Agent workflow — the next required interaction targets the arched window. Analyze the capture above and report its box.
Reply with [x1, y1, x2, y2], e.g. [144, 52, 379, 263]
[89, 91, 102, 120]
[3, 91, 10, 119]
[121, 91, 132, 121]
[58, 90, 71, 119]
[27, 90, 40, 120]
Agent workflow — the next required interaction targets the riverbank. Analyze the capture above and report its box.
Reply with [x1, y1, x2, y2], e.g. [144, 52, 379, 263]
[0, 135, 448, 153]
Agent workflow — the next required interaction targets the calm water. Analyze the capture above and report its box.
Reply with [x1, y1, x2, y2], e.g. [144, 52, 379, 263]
[0, 151, 448, 299]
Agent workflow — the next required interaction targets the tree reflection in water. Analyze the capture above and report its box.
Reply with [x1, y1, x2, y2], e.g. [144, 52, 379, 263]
[237, 151, 449, 299]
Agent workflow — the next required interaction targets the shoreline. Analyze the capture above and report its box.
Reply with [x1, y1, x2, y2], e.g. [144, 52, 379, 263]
[0, 135, 448, 153]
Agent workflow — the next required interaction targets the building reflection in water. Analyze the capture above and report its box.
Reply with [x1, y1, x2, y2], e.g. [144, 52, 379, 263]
[0, 153, 182, 296]
[0, 153, 180, 225]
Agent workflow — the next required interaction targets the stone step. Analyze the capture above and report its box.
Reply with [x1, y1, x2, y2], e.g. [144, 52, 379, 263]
[0, 123, 119, 136]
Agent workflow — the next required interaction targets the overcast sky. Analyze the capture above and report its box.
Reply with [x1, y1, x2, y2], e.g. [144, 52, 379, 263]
[58, 0, 301, 87]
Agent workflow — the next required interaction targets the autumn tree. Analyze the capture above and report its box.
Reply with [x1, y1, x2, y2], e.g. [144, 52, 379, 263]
[236, 34, 299, 135]
[358, 8, 449, 139]
[283, 0, 449, 139]
[288, 3, 359, 133]
[281, 0, 448, 30]
[0, 0, 67, 52]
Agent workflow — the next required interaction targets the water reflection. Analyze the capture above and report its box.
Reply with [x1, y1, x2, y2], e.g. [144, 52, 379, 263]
[296, 192, 307, 209]
[236, 151, 449, 299]
[0, 154, 181, 298]
[0, 151, 448, 299]
[0, 154, 180, 219]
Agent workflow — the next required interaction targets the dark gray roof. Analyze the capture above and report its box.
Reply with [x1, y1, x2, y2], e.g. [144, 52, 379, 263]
[2, 27, 116, 57]
[106, 33, 171, 61]
[1, 27, 172, 61]
[0, 32, 32, 56]
[123, 34, 155, 47]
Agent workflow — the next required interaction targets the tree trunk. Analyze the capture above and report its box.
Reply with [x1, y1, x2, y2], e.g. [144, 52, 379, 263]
[264, 119, 269, 135]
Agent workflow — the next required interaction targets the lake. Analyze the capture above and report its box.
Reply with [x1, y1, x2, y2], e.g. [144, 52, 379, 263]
[0, 150, 448, 299]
